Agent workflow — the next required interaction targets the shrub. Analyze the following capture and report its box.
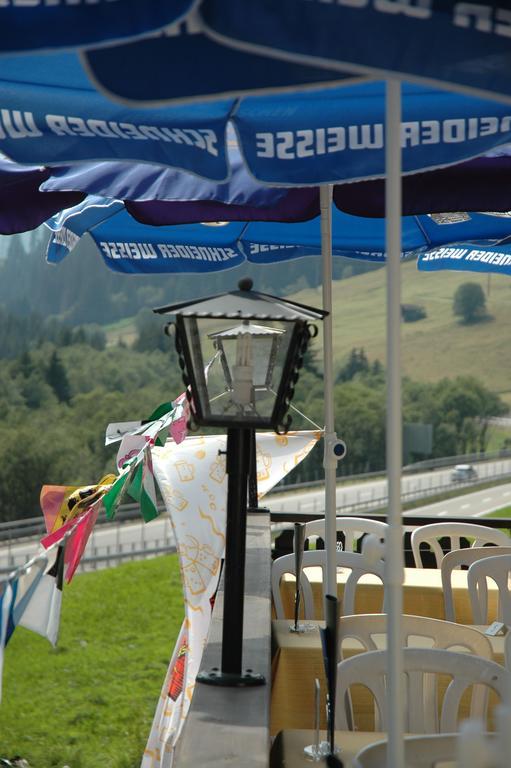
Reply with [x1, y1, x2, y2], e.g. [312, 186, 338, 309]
[401, 303, 427, 322]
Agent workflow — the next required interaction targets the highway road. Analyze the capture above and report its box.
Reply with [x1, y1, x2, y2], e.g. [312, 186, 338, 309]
[265, 458, 511, 516]
[405, 482, 511, 518]
[2, 458, 510, 573]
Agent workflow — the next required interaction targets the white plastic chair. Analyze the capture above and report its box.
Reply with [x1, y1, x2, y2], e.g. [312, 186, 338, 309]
[335, 647, 510, 733]
[441, 547, 511, 622]
[338, 614, 494, 728]
[353, 733, 497, 768]
[411, 522, 509, 568]
[468, 554, 511, 625]
[271, 548, 385, 620]
[302, 516, 387, 553]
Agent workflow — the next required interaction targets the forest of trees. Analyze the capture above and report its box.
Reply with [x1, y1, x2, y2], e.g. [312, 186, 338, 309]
[0, 326, 505, 520]
[0, 230, 507, 521]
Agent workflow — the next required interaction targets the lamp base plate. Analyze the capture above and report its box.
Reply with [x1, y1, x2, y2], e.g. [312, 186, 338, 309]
[197, 668, 266, 687]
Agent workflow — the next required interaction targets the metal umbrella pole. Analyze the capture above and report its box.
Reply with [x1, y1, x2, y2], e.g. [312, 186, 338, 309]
[385, 78, 405, 768]
[320, 183, 341, 602]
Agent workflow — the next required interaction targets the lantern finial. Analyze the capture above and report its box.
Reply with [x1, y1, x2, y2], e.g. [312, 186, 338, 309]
[238, 277, 253, 292]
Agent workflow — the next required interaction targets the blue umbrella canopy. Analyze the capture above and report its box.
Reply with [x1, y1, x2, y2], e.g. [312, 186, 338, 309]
[37, 142, 511, 223]
[418, 232, 511, 276]
[233, 81, 511, 185]
[2, 59, 511, 186]
[3, 146, 511, 236]
[0, 1, 191, 54]
[81, 11, 350, 104]
[44, 197, 511, 274]
[83, 1, 511, 105]
[0, 52, 234, 178]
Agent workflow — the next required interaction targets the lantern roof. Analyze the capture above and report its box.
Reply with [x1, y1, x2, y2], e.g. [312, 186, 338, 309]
[153, 278, 327, 322]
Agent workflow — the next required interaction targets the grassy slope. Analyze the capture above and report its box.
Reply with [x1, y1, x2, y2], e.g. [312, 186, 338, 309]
[107, 262, 511, 395]
[293, 262, 511, 395]
[0, 556, 183, 768]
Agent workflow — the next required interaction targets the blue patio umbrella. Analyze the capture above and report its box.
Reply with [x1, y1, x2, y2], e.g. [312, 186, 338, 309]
[44, 196, 511, 275]
[82, 1, 511, 106]
[33, 140, 511, 220]
[3, 65, 511, 186]
[3, 144, 511, 237]
[45, 8, 511, 767]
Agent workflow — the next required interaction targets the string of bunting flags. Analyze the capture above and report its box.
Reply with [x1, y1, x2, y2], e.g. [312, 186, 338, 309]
[0, 388, 321, 768]
[0, 394, 189, 702]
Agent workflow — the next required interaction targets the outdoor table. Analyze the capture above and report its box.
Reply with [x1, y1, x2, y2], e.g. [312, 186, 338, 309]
[277, 566, 499, 624]
[270, 620, 505, 736]
[270, 730, 427, 768]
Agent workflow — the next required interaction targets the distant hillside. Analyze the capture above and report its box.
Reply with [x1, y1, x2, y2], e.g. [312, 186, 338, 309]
[2, 230, 509, 398]
[294, 260, 511, 398]
[0, 228, 377, 325]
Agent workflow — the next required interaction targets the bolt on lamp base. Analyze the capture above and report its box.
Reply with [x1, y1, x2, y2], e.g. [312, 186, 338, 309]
[197, 668, 266, 687]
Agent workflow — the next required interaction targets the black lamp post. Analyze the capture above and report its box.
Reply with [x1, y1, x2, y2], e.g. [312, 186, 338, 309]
[155, 278, 326, 686]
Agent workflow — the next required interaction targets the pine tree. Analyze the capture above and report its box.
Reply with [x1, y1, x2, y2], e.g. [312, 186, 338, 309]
[46, 350, 71, 403]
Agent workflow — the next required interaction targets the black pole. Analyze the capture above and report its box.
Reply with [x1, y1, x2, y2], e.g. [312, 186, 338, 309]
[248, 428, 258, 510]
[198, 427, 265, 687]
[221, 427, 250, 675]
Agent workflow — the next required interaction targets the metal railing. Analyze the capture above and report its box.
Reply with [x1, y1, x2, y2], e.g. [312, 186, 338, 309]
[2, 453, 511, 574]
[268, 460, 511, 517]
[0, 501, 167, 545]
[0, 510, 174, 574]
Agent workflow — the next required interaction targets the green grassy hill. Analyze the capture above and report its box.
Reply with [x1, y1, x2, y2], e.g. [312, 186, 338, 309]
[293, 261, 511, 399]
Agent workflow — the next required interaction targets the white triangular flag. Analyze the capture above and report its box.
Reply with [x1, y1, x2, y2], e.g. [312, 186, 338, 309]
[19, 546, 64, 647]
[142, 430, 320, 768]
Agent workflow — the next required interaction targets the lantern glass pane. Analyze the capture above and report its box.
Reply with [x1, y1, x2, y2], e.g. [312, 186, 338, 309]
[183, 316, 295, 426]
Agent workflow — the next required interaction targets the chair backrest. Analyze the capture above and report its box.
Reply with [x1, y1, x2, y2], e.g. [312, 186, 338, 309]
[302, 516, 388, 553]
[441, 546, 511, 622]
[505, 631, 511, 670]
[338, 613, 493, 659]
[411, 522, 509, 568]
[353, 733, 497, 768]
[270, 549, 385, 620]
[335, 647, 510, 733]
[468, 554, 511, 625]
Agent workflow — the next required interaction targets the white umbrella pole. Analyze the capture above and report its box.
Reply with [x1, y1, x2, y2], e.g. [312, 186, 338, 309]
[385, 79, 405, 768]
[319, 183, 338, 599]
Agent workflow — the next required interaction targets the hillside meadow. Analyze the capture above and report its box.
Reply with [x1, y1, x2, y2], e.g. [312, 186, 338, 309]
[292, 260, 511, 397]
[104, 260, 511, 397]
